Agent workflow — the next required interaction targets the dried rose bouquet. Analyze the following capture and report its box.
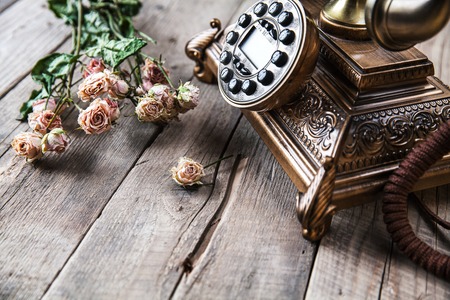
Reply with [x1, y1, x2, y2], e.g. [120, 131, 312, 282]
[11, 0, 199, 162]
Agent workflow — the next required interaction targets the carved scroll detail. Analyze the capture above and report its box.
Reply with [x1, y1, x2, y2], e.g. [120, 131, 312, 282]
[185, 18, 221, 83]
[277, 81, 346, 164]
[340, 98, 450, 172]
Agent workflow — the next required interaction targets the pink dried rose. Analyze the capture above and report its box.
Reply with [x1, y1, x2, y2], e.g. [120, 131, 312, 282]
[135, 86, 146, 96]
[28, 110, 63, 134]
[11, 132, 43, 162]
[77, 98, 113, 134]
[42, 128, 70, 154]
[83, 58, 105, 78]
[176, 81, 200, 113]
[170, 157, 205, 187]
[104, 98, 120, 122]
[32, 98, 59, 113]
[77, 71, 111, 102]
[108, 73, 129, 100]
[141, 59, 169, 91]
[135, 97, 165, 123]
[135, 84, 178, 123]
[149, 84, 178, 118]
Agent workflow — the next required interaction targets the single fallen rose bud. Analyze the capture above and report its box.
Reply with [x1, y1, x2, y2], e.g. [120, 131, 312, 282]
[11, 132, 43, 162]
[170, 155, 233, 187]
[41, 128, 70, 154]
[171, 157, 205, 187]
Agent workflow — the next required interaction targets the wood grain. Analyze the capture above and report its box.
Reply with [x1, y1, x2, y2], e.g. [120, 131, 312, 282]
[0, 0, 240, 298]
[380, 188, 450, 299]
[1, 0, 449, 299]
[304, 23, 450, 299]
[0, 41, 73, 206]
[40, 1, 240, 298]
[0, 0, 70, 98]
[0, 0, 17, 13]
[416, 21, 450, 83]
[0, 97, 162, 299]
[42, 80, 241, 299]
[172, 118, 317, 300]
[170, 3, 316, 297]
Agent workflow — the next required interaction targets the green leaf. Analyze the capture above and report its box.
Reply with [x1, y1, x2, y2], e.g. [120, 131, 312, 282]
[32, 53, 79, 83]
[19, 89, 47, 120]
[80, 10, 112, 49]
[118, 17, 135, 38]
[30, 53, 79, 101]
[48, 0, 78, 25]
[31, 54, 75, 95]
[116, 0, 142, 16]
[98, 38, 146, 68]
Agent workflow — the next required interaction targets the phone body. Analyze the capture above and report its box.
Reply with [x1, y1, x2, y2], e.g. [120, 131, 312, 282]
[186, 0, 450, 240]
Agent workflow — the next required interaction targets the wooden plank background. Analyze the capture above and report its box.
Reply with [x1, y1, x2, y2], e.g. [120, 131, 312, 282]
[0, 0, 449, 299]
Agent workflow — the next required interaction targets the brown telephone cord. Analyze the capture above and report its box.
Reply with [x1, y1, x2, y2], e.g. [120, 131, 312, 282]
[383, 119, 450, 280]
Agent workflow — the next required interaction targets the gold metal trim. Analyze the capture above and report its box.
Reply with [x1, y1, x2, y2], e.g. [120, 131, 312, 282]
[185, 11, 450, 241]
[185, 18, 222, 83]
[319, 0, 369, 40]
[365, 0, 450, 51]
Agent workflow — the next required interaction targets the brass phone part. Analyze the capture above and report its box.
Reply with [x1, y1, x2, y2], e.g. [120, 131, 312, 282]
[319, 0, 450, 50]
[365, 0, 450, 51]
[218, 0, 319, 111]
[186, 0, 450, 241]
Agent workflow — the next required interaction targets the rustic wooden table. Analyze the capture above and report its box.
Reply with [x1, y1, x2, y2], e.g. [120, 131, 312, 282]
[1, 0, 450, 299]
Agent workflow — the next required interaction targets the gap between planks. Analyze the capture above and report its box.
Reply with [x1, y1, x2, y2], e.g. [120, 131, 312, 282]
[40, 125, 164, 297]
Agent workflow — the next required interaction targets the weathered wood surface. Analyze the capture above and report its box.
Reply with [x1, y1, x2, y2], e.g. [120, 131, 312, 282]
[0, 0, 70, 98]
[0, 0, 450, 299]
[0, 0, 17, 13]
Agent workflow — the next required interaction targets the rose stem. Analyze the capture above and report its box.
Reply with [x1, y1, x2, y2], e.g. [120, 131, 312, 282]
[203, 154, 234, 169]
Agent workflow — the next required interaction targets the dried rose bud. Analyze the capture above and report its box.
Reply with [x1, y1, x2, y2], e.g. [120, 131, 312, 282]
[104, 98, 120, 122]
[83, 58, 105, 78]
[77, 98, 113, 134]
[149, 84, 178, 119]
[77, 71, 110, 102]
[149, 84, 171, 100]
[141, 59, 169, 91]
[41, 128, 70, 154]
[170, 157, 205, 187]
[11, 132, 43, 162]
[108, 75, 129, 100]
[32, 98, 59, 113]
[28, 110, 63, 134]
[176, 81, 200, 113]
[135, 86, 145, 96]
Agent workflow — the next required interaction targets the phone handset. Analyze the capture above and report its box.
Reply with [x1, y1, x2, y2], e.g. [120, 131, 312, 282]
[218, 0, 320, 111]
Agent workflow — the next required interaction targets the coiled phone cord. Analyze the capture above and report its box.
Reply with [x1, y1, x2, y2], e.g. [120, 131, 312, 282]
[383, 119, 450, 280]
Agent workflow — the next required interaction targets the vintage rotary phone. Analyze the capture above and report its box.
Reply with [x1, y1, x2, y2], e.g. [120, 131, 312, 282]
[186, 0, 450, 241]
[217, 0, 319, 111]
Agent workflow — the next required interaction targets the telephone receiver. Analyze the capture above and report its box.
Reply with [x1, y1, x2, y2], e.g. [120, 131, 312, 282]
[186, 0, 450, 240]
